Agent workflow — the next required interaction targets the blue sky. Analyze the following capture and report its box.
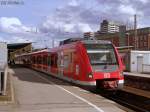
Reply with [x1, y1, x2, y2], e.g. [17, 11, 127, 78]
[0, 0, 150, 48]
[0, 0, 66, 25]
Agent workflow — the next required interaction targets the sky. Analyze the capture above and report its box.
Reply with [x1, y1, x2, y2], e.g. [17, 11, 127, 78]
[0, 0, 150, 48]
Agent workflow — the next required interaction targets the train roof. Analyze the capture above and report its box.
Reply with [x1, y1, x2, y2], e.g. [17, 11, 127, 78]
[17, 40, 112, 57]
[80, 40, 112, 44]
[59, 38, 112, 46]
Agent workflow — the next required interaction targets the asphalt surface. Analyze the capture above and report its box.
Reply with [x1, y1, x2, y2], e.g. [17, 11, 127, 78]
[0, 68, 128, 112]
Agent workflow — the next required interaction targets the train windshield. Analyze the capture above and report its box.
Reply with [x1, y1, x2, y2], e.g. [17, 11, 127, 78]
[84, 44, 118, 65]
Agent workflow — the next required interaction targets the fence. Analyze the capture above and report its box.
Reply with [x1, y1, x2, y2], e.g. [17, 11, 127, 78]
[0, 65, 8, 95]
[142, 64, 150, 74]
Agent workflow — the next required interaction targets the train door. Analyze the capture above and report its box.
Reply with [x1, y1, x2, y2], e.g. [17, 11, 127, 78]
[48, 53, 51, 72]
[58, 51, 63, 76]
[73, 51, 80, 80]
[50, 53, 58, 74]
[137, 56, 143, 73]
[43, 54, 48, 71]
[70, 52, 74, 79]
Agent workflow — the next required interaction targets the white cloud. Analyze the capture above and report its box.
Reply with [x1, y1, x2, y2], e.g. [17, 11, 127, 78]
[138, 0, 148, 4]
[119, 5, 136, 15]
[0, 17, 44, 47]
[1, 0, 150, 48]
[0, 17, 21, 27]
[68, 0, 79, 6]
[0, 17, 32, 34]
[40, 16, 93, 39]
[40, 1, 95, 39]
[0, 36, 6, 42]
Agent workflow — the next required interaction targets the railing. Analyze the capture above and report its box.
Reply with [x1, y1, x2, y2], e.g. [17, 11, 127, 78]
[0, 64, 8, 95]
[142, 64, 150, 73]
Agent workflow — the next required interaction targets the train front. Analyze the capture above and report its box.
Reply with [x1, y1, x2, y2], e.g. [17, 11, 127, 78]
[84, 40, 124, 90]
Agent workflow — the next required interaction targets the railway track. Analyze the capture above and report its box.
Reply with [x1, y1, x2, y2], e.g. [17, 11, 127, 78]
[94, 90, 150, 112]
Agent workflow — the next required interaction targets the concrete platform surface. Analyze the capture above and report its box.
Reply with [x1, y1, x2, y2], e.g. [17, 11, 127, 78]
[124, 72, 150, 78]
[0, 68, 129, 112]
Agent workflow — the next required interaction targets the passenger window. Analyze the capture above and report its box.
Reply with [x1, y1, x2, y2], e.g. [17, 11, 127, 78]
[37, 56, 42, 64]
[43, 55, 47, 65]
[64, 55, 69, 68]
[48, 56, 51, 66]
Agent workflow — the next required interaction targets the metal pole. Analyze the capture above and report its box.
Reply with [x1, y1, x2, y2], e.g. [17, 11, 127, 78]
[134, 14, 138, 50]
[126, 33, 130, 50]
[127, 33, 129, 50]
[52, 38, 54, 48]
[3, 66, 8, 95]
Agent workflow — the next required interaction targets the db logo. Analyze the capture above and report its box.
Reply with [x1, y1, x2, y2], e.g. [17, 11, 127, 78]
[104, 73, 110, 78]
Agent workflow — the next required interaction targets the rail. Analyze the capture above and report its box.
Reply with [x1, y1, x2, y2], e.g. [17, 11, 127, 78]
[93, 90, 150, 112]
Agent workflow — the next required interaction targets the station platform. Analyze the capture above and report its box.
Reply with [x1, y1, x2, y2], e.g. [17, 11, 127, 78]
[0, 68, 130, 112]
[0, 73, 13, 102]
[123, 72, 150, 96]
[124, 72, 150, 78]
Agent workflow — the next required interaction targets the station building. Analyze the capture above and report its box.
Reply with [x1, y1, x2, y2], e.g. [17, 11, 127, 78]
[7, 43, 32, 64]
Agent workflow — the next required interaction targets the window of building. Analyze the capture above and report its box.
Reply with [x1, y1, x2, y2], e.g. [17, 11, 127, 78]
[144, 35, 147, 41]
[140, 36, 143, 41]
[144, 42, 147, 47]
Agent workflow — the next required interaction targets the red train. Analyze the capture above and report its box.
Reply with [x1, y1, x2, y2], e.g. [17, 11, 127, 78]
[16, 39, 124, 90]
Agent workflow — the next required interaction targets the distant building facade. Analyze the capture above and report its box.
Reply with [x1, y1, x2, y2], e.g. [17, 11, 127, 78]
[95, 32, 120, 47]
[100, 20, 120, 33]
[126, 27, 150, 50]
[84, 27, 150, 50]
[7, 43, 32, 63]
[83, 32, 95, 39]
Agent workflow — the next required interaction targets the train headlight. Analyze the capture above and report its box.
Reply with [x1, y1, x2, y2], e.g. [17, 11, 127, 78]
[87, 72, 93, 78]
[120, 71, 124, 77]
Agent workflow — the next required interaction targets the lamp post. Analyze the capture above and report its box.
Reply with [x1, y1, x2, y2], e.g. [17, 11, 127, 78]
[126, 33, 130, 50]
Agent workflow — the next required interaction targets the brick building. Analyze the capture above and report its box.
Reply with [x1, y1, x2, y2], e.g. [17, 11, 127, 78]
[85, 27, 150, 50]
[94, 30, 126, 47]
[95, 32, 120, 47]
[126, 27, 150, 50]
[84, 32, 95, 39]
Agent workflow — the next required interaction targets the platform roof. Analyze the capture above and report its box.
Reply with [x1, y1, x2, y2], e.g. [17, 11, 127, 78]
[7, 43, 31, 50]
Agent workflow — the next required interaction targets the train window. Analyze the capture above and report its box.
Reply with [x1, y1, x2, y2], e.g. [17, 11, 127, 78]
[70, 53, 72, 63]
[46, 57, 48, 65]
[85, 44, 118, 65]
[50, 55, 54, 66]
[48, 56, 51, 66]
[64, 55, 69, 68]
[84, 44, 113, 50]
[32, 56, 35, 64]
[37, 56, 39, 64]
[35, 56, 37, 64]
[40, 56, 42, 64]
[54, 55, 58, 67]
[43, 55, 47, 65]
[37, 55, 42, 64]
